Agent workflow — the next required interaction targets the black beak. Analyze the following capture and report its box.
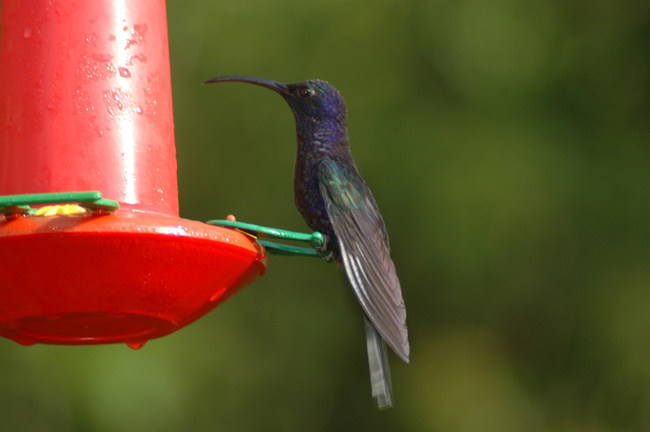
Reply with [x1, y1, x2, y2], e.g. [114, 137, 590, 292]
[204, 75, 289, 95]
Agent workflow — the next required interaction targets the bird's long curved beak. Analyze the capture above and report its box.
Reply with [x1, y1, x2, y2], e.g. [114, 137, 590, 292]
[204, 75, 289, 95]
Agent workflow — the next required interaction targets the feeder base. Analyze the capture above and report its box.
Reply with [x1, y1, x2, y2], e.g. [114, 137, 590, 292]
[0, 210, 267, 347]
[0, 312, 177, 349]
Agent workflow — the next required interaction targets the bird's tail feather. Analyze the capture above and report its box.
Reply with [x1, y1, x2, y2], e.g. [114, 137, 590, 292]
[365, 317, 393, 409]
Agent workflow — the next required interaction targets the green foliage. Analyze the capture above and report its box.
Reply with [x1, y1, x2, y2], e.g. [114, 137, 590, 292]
[2, 0, 650, 430]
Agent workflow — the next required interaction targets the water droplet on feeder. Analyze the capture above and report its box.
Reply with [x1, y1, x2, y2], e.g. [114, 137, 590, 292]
[126, 340, 146, 350]
[133, 24, 148, 37]
[12, 334, 37, 346]
[118, 67, 131, 78]
[23, 27, 32, 38]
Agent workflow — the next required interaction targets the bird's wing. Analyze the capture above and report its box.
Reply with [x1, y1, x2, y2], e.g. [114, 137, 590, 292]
[319, 158, 409, 362]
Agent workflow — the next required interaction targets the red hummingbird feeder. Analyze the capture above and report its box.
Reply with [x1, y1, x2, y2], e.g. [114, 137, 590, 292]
[0, 0, 267, 348]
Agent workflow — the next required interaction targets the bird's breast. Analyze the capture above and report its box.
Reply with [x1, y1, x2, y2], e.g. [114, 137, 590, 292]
[293, 164, 335, 239]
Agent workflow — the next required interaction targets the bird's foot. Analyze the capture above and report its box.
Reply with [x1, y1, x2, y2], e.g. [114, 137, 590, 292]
[314, 233, 334, 263]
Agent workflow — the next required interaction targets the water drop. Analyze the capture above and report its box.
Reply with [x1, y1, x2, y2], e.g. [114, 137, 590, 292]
[23, 27, 33, 38]
[118, 67, 131, 78]
[133, 24, 148, 37]
[136, 106, 143, 114]
[126, 340, 146, 350]
[13, 335, 37, 346]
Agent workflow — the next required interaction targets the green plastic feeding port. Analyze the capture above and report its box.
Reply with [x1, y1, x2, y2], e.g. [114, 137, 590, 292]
[0, 191, 119, 216]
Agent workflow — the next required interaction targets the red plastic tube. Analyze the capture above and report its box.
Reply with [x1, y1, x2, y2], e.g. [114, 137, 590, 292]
[0, 0, 178, 216]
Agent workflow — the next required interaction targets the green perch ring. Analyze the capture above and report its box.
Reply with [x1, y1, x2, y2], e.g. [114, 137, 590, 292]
[207, 215, 328, 259]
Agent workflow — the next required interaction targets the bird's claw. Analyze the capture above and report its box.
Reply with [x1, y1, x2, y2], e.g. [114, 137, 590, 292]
[314, 233, 334, 262]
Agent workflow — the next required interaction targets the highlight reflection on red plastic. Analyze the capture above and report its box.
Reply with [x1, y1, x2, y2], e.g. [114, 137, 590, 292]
[0, 0, 267, 347]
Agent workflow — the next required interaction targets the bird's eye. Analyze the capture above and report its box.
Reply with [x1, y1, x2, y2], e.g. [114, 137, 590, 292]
[299, 87, 315, 98]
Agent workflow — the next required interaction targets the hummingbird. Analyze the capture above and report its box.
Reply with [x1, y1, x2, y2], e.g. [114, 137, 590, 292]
[205, 76, 409, 408]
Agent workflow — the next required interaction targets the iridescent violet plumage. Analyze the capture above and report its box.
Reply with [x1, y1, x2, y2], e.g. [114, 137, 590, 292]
[206, 76, 409, 409]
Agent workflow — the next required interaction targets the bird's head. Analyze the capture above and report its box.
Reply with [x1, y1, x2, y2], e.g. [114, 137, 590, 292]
[205, 76, 347, 125]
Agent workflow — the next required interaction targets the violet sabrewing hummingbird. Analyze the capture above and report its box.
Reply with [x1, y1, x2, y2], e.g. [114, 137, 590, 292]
[205, 76, 409, 409]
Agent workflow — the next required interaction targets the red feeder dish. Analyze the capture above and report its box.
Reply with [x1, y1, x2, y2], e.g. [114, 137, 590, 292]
[0, 0, 267, 347]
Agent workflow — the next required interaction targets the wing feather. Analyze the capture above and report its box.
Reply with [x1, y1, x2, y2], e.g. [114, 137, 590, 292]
[319, 158, 409, 362]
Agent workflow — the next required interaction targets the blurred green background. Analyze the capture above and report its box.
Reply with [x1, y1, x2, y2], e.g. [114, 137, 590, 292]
[2, 0, 650, 430]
